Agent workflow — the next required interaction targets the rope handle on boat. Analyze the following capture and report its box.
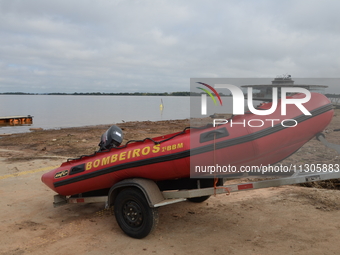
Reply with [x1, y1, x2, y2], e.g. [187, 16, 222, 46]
[67, 126, 205, 162]
[117, 126, 193, 148]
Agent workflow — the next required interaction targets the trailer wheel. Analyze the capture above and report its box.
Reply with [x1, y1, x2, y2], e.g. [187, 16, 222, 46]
[114, 188, 158, 239]
[187, 195, 211, 203]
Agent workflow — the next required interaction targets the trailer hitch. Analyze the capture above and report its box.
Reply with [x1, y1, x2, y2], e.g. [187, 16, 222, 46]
[316, 133, 340, 154]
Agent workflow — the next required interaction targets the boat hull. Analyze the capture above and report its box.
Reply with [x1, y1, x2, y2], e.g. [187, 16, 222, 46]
[41, 92, 334, 196]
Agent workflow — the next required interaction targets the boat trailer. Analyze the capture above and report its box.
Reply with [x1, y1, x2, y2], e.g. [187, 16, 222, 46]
[52, 133, 340, 239]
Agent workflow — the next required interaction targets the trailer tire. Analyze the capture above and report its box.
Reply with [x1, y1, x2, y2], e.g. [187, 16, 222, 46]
[114, 188, 158, 239]
[187, 195, 211, 203]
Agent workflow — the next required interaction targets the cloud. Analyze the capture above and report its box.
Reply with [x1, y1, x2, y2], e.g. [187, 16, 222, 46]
[0, 0, 340, 93]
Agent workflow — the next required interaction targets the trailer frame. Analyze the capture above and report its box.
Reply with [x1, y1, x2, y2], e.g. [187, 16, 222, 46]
[51, 133, 340, 238]
[53, 169, 340, 208]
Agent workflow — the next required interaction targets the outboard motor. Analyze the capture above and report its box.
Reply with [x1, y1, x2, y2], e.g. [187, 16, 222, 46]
[98, 125, 123, 151]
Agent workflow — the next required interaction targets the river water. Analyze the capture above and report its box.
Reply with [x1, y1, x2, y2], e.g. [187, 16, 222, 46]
[0, 95, 192, 134]
[0, 95, 251, 134]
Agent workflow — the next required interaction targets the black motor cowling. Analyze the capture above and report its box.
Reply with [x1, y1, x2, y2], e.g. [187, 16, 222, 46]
[98, 125, 123, 151]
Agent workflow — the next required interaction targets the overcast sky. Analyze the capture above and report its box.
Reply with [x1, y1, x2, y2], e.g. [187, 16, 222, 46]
[1, 0, 340, 93]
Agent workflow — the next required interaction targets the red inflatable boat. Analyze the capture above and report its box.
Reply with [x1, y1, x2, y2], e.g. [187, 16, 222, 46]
[42, 92, 333, 196]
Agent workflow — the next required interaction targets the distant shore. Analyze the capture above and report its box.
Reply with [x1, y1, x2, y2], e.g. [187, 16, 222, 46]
[0, 91, 192, 96]
[0, 91, 230, 96]
[1, 91, 338, 97]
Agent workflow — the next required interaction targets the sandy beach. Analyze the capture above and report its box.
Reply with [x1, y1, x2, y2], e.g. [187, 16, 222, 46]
[0, 112, 340, 255]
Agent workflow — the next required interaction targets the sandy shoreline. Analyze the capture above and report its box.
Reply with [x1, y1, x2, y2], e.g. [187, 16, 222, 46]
[0, 113, 340, 254]
[0, 119, 191, 159]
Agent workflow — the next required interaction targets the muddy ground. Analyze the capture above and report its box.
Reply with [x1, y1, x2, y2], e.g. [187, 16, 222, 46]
[0, 111, 340, 255]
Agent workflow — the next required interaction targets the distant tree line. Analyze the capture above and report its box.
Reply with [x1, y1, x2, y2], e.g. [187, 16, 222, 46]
[0, 92, 37, 95]
[0, 91, 230, 96]
[2, 91, 339, 97]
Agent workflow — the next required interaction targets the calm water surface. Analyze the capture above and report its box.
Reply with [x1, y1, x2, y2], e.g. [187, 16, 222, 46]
[0, 95, 253, 134]
[0, 95, 190, 134]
